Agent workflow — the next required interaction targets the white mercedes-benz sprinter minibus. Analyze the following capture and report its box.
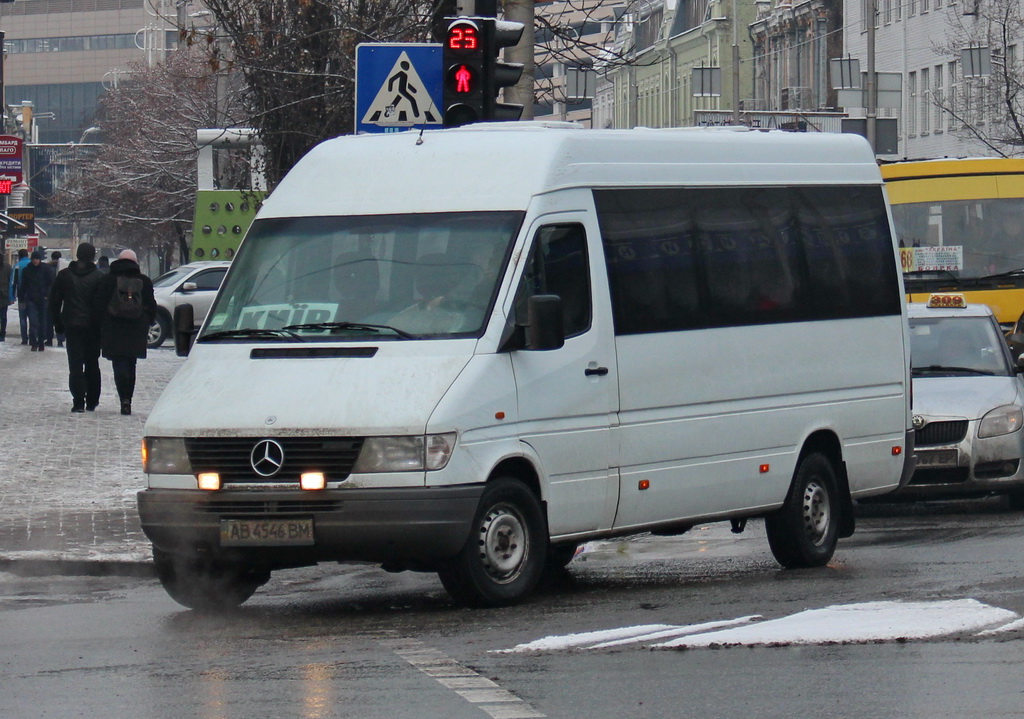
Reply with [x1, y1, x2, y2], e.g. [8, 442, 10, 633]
[139, 124, 915, 610]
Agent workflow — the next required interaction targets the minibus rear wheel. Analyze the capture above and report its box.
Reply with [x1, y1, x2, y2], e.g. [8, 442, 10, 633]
[764, 452, 839, 569]
[438, 478, 548, 607]
[153, 547, 268, 611]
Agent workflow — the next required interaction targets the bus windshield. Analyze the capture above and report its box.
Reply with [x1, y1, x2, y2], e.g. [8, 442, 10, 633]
[201, 211, 523, 341]
[891, 197, 1024, 278]
[882, 158, 1024, 326]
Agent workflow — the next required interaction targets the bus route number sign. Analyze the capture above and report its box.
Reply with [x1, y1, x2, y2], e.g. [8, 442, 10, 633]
[902, 246, 963, 273]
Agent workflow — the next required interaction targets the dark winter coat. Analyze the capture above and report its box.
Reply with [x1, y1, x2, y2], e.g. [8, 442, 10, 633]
[93, 258, 156, 359]
[0, 261, 10, 309]
[18, 260, 54, 305]
[49, 260, 104, 331]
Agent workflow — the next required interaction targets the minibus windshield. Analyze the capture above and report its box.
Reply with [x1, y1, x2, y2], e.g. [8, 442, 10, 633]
[201, 211, 523, 341]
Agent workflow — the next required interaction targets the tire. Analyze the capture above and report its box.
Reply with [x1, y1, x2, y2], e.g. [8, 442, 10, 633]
[438, 478, 548, 607]
[765, 452, 840, 569]
[148, 313, 170, 348]
[547, 543, 580, 569]
[153, 547, 268, 611]
[1007, 492, 1024, 511]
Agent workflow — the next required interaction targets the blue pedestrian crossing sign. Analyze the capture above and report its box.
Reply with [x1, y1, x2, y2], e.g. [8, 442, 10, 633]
[356, 44, 443, 133]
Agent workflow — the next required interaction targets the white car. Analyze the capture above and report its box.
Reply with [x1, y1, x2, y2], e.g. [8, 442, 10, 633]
[148, 261, 230, 347]
[900, 294, 1024, 508]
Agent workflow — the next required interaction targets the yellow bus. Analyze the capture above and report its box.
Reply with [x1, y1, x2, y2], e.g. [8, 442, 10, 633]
[882, 157, 1024, 328]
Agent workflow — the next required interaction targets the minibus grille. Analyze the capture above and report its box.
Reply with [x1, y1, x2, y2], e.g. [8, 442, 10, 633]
[184, 437, 364, 484]
[916, 420, 968, 446]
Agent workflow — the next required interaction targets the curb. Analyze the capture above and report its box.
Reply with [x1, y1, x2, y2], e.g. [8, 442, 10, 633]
[0, 558, 155, 579]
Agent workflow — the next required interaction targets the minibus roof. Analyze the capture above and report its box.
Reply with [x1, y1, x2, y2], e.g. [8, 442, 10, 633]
[260, 123, 884, 218]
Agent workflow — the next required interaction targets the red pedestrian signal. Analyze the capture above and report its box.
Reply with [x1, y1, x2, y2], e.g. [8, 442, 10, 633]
[442, 18, 485, 127]
[447, 63, 478, 95]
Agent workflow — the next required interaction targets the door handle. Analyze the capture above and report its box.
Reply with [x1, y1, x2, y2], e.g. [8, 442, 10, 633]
[585, 366, 609, 377]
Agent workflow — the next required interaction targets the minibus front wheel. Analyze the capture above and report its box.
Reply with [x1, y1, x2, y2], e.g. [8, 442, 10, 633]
[764, 452, 840, 569]
[153, 547, 269, 611]
[438, 478, 548, 607]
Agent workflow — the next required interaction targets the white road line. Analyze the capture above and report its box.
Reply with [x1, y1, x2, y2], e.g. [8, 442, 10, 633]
[384, 637, 547, 719]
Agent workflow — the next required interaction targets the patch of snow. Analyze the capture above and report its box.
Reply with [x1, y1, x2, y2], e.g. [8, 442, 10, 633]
[655, 599, 1018, 648]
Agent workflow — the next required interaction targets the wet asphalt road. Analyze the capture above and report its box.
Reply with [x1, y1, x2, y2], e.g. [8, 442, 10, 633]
[3, 498, 1024, 719]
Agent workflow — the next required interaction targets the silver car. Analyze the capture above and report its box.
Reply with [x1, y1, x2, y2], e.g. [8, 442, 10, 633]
[900, 296, 1024, 508]
[148, 261, 230, 347]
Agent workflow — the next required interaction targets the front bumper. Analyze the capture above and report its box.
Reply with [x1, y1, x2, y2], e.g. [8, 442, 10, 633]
[897, 418, 1024, 499]
[137, 484, 484, 569]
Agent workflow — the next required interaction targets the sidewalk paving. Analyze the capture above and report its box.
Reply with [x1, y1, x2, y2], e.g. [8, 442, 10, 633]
[0, 306, 185, 576]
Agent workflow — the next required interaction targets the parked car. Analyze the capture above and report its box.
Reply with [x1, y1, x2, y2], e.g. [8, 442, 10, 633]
[148, 261, 230, 348]
[899, 293, 1024, 508]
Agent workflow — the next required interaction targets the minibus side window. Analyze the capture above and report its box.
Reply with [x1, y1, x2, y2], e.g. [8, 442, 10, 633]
[514, 224, 592, 338]
[594, 186, 900, 334]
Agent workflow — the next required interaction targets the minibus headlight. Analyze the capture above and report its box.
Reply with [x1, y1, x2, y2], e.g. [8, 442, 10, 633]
[352, 433, 456, 473]
[143, 437, 193, 474]
[979, 406, 1024, 438]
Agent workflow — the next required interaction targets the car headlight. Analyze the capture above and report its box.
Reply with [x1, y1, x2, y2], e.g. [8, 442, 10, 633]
[979, 406, 1024, 438]
[143, 437, 193, 474]
[352, 433, 456, 473]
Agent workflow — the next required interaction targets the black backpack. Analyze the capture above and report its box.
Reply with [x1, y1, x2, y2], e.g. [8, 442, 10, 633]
[107, 275, 144, 320]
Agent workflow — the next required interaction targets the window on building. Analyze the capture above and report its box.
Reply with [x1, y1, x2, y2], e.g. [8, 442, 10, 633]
[934, 64, 944, 132]
[948, 60, 959, 129]
[920, 67, 931, 133]
[908, 72, 917, 136]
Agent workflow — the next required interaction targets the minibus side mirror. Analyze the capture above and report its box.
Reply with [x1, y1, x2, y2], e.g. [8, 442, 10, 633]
[174, 303, 195, 357]
[526, 294, 565, 351]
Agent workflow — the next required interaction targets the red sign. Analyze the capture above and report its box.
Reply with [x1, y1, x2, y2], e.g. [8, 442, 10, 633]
[0, 136, 24, 184]
[0, 179, 11, 195]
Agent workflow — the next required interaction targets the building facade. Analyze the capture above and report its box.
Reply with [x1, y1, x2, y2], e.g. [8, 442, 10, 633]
[1, 0, 175, 144]
[842, 0, 1016, 158]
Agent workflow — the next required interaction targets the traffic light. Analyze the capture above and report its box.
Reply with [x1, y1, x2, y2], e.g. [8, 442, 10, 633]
[481, 19, 525, 121]
[442, 18, 485, 127]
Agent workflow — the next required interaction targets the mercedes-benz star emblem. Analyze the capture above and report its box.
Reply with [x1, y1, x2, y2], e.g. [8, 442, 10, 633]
[250, 439, 285, 477]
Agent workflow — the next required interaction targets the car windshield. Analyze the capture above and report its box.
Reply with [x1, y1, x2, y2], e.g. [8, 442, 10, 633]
[201, 211, 523, 342]
[909, 316, 1013, 376]
[152, 266, 196, 289]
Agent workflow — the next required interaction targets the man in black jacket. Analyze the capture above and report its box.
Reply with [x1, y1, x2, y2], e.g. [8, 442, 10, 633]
[18, 249, 54, 351]
[49, 243, 104, 412]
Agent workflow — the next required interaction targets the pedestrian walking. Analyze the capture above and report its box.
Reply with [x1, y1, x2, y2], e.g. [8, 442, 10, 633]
[46, 251, 69, 347]
[18, 249, 55, 351]
[0, 254, 10, 340]
[93, 249, 156, 416]
[97, 256, 110, 274]
[49, 243, 104, 413]
[9, 248, 29, 344]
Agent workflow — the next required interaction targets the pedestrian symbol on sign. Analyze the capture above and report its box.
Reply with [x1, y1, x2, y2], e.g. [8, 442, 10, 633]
[362, 52, 441, 127]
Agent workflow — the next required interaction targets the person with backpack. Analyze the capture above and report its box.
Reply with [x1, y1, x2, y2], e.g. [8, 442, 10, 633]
[93, 249, 156, 415]
[19, 249, 55, 351]
[50, 243, 105, 412]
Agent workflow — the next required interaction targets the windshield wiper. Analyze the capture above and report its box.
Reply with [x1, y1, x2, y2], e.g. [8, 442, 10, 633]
[981, 267, 1024, 280]
[282, 321, 416, 339]
[202, 328, 302, 341]
[912, 365, 996, 376]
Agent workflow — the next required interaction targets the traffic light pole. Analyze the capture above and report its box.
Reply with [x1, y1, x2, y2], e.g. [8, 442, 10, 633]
[502, 0, 534, 120]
